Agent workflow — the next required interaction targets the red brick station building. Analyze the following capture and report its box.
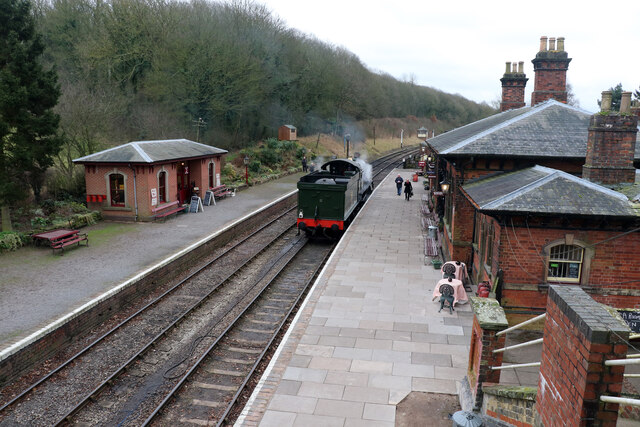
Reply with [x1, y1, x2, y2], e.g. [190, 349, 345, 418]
[425, 36, 640, 317]
[73, 139, 227, 221]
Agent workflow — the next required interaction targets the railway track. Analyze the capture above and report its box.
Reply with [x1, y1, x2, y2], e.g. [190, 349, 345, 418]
[0, 207, 335, 426]
[0, 149, 416, 426]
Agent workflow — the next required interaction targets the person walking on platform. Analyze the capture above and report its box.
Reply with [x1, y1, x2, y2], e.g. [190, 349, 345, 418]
[404, 179, 413, 201]
[302, 156, 308, 172]
[395, 174, 403, 196]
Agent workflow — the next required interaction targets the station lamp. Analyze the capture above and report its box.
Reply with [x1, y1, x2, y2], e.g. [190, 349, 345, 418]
[440, 179, 450, 194]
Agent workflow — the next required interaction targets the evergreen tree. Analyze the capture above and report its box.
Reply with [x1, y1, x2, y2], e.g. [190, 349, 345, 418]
[0, 0, 62, 229]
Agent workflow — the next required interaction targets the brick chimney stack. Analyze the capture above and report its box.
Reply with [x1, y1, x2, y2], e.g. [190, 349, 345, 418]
[582, 91, 638, 185]
[500, 61, 528, 111]
[531, 36, 571, 106]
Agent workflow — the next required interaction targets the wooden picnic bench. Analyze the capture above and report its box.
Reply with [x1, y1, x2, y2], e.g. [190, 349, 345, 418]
[51, 232, 88, 255]
[211, 184, 233, 200]
[152, 200, 184, 220]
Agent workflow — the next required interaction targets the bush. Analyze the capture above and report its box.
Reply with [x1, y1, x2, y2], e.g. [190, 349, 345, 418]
[249, 160, 262, 173]
[69, 212, 101, 228]
[259, 149, 280, 167]
[265, 137, 280, 150]
[0, 231, 29, 252]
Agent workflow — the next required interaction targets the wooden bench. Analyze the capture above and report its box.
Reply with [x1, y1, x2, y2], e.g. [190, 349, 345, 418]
[52, 233, 88, 255]
[424, 236, 439, 257]
[152, 200, 184, 220]
[211, 185, 233, 200]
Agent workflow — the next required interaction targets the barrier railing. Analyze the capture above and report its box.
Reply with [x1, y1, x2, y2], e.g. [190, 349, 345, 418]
[495, 313, 546, 337]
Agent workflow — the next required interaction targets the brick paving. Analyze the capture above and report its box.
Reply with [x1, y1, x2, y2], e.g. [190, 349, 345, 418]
[236, 170, 475, 426]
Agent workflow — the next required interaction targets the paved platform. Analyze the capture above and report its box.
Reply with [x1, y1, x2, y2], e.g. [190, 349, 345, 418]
[0, 173, 304, 358]
[236, 170, 475, 427]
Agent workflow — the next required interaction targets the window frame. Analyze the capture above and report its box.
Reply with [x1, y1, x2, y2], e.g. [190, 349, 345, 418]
[109, 173, 125, 207]
[546, 243, 584, 283]
[158, 170, 167, 203]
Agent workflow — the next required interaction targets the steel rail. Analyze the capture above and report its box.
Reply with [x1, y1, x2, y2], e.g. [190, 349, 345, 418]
[215, 245, 333, 426]
[0, 206, 294, 415]
[496, 313, 546, 336]
[53, 226, 302, 426]
[141, 235, 310, 426]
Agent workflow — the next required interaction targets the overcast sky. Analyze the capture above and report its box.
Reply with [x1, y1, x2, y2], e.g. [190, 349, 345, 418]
[259, 0, 640, 113]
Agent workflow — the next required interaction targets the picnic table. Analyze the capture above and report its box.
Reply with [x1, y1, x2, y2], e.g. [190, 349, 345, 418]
[432, 278, 468, 306]
[32, 229, 88, 254]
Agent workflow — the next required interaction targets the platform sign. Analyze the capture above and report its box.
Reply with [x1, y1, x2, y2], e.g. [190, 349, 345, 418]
[618, 310, 640, 333]
[189, 196, 204, 213]
[204, 190, 215, 206]
[150, 188, 157, 206]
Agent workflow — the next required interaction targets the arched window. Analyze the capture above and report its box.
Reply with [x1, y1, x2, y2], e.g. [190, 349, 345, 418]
[208, 161, 215, 188]
[158, 171, 167, 203]
[110, 174, 125, 206]
[547, 244, 584, 283]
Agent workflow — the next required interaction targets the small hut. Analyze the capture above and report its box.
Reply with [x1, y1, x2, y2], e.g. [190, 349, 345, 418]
[278, 125, 297, 141]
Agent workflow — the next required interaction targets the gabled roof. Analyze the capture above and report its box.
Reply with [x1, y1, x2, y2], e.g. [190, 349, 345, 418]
[429, 100, 640, 160]
[73, 139, 227, 164]
[462, 165, 638, 217]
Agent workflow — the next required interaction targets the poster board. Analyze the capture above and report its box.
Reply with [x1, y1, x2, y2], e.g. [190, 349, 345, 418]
[618, 310, 640, 333]
[189, 196, 204, 213]
[150, 188, 157, 206]
[204, 190, 215, 206]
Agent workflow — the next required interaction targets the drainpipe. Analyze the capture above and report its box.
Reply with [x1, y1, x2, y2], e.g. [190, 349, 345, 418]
[128, 164, 138, 221]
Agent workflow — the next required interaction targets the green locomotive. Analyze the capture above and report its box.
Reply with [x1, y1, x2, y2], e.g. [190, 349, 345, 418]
[296, 158, 373, 238]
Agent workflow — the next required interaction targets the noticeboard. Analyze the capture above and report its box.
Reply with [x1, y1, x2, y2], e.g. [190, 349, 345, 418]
[189, 196, 203, 213]
[618, 310, 640, 333]
[204, 190, 214, 206]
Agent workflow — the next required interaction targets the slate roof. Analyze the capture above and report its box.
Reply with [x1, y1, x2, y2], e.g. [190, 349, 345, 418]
[73, 139, 227, 164]
[462, 165, 638, 217]
[428, 99, 640, 160]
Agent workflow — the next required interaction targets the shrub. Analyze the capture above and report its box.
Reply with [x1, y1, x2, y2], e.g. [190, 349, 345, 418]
[0, 232, 29, 252]
[259, 149, 280, 167]
[31, 216, 49, 229]
[69, 212, 101, 228]
[249, 160, 262, 173]
[265, 137, 280, 150]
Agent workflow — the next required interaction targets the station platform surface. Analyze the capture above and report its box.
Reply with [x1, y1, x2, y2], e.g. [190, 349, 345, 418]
[0, 173, 304, 359]
[236, 171, 477, 427]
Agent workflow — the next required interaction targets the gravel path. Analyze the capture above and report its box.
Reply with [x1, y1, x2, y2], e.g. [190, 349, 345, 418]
[0, 174, 302, 349]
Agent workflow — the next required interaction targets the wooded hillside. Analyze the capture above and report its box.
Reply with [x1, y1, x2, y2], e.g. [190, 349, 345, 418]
[34, 0, 495, 155]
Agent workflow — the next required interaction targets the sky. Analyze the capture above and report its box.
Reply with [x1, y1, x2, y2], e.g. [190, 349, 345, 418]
[258, 0, 640, 113]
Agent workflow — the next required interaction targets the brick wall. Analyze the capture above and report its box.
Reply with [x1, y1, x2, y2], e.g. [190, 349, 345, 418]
[467, 297, 508, 410]
[536, 286, 628, 426]
[482, 384, 537, 427]
[497, 220, 640, 314]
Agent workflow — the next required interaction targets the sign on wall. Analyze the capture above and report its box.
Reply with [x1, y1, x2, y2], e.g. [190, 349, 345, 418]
[150, 188, 157, 206]
[618, 310, 640, 333]
[216, 173, 221, 187]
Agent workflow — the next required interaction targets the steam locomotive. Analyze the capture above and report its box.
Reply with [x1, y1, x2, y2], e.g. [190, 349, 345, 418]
[296, 158, 373, 238]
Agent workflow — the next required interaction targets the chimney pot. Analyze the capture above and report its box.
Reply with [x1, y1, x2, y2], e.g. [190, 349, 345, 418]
[505, 62, 511, 74]
[539, 36, 548, 52]
[557, 37, 565, 51]
[549, 37, 556, 51]
[601, 91, 613, 112]
[512, 62, 518, 72]
[620, 92, 632, 114]
[518, 61, 524, 73]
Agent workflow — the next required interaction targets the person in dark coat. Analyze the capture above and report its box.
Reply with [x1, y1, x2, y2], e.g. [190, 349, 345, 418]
[302, 156, 308, 172]
[395, 174, 403, 196]
[403, 179, 413, 201]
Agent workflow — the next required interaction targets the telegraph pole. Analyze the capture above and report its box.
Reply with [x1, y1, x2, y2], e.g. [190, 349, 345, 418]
[193, 117, 207, 142]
